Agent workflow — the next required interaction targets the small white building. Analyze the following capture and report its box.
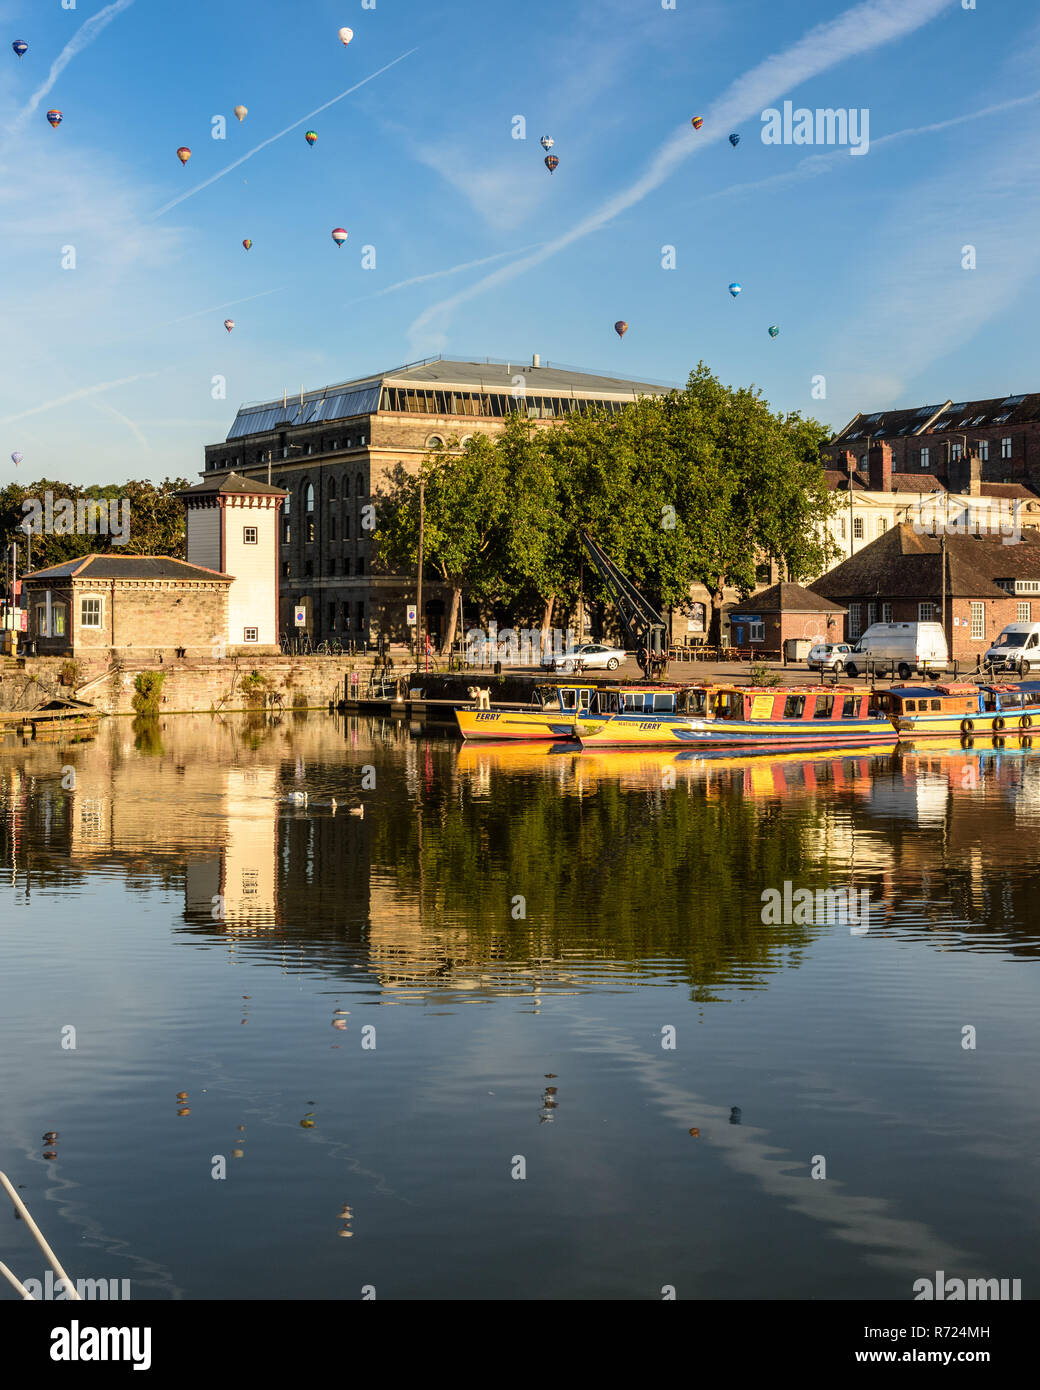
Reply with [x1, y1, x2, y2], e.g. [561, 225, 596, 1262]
[179, 473, 286, 653]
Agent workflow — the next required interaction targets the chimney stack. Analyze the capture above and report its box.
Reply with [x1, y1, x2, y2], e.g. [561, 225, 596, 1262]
[531, 353, 540, 368]
[868, 441, 893, 493]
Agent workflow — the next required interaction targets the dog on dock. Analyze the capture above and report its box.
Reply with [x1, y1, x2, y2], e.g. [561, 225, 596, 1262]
[467, 686, 491, 711]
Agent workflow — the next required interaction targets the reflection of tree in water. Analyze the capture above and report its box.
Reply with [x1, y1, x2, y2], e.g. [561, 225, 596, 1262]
[132, 717, 164, 757]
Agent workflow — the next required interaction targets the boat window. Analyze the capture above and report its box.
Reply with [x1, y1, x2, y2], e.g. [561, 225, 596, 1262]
[905, 699, 916, 711]
[843, 695, 860, 719]
[875, 693, 891, 711]
[982, 691, 997, 712]
[783, 695, 806, 719]
[1025, 691, 1040, 707]
[579, 689, 591, 710]
[813, 694, 835, 719]
[930, 699, 941, 710]
[559, 689, 578, 710]
[1001, 692, 1023, 708]
[653, 692, 674, 711]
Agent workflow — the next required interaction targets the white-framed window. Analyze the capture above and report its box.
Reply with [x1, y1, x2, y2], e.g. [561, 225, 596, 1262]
[749, 621, 765, 642]
[80, 596, 103, 629]
[243, 526, 258, 545]
[977, 439, 989, 461]
[867, 602, 877, 626]
[243, 627, 259, 643]
[882, 603, 892, 622]
[1017, 580, 1040, 593]
[951, 443, 963, 461]
[877, 517, 888, 534]
[849, 603, 862, 638]
[35, 605, 49, 637]
[919, 602, 936, 621]
[52, 603, 67, 638]
[838, 517, 846, 539]
[1017, 602, 1031, 622]
[920, 447, 930, 468]
[305, 483, 315, 513]
[853, 516, 864, 540]
[1002, 436, 1012, 459]
[970, 602, 984, 639]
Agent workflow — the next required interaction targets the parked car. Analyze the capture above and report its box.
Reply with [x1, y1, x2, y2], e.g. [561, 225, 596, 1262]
[843, 622, 949, 680]
[544, 642, 627, 672]
[807, 642, 853, 672]
[984, 622, 1040, 674]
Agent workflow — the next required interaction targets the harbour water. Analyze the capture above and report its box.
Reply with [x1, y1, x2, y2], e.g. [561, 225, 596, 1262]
[1, 713, 1039, 1300]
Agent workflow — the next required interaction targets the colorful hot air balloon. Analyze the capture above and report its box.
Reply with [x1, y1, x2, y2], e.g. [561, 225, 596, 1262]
[46, 110, 62, 129]
[11, 452, 23, 465]
[234, 105, 247, 122]
[729, 133, 740, 147]
[690, 116, 704, 130]
[614, 320, 628, 339]
[768, 324, 780, 338]
[331, 227, 348, 246]
[338, 27, 354, 45]
[176, 146, 191, 165]
[242, 238, 252, 250]
[305, 130, 317, 146]
[728, 282, 741, 297]
[540, 135, 554, 150]
[544, 154, 559, 174]
[12, 41, 27, 58]
[224, 319, 235, 333]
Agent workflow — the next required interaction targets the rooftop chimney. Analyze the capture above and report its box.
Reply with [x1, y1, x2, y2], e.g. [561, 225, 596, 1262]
[868, 441, 894, 493]
[531, 353, 540, 368]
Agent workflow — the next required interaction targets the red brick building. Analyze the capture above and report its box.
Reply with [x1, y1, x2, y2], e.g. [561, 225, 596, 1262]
[809, 524, 1040, 662]
[729, 582, 846, 654]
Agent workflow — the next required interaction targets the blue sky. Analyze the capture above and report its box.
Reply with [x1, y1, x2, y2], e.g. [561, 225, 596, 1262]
[1, 0, 1038, 485]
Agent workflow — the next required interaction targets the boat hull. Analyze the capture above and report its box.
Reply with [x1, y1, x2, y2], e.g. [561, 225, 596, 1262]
[894, 711, 1037, 739]
[454, 708, 576, 740]
[578, 714, 897, 749]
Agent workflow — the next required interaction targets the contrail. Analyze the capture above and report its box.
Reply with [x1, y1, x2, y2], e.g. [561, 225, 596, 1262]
[0, 372, 160, 426]
[149, 48, 418, 220]
[5, 0, 137, 138]
[93, 401, 150, 451]
[160, 286, 289, 328]
[408, 0, 954, 348]
[346, 245, 545, 306]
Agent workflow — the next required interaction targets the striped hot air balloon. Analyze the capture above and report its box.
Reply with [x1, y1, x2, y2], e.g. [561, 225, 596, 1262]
[544, 155, 559, 174]
[614, 320, 628, 339]
[242, 239, 252, 250]
[305, 130, 317, 146]
[331, 227, 348, 246]
[46, 110, 62, 129]
[176, 146, 191, 165]
[690, 116, 704, 130]
[728, 282, 742, 297]
[224, 319, 235, 333]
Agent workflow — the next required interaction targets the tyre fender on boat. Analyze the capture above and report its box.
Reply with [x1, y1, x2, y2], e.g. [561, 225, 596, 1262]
[993, 716, 1005, 732]
[961, 717, 974, 734]
[1020, 715, 1032, 729]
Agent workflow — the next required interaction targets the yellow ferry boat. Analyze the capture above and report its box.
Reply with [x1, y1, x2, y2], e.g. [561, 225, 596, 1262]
[454, 681, 697, 741]
[878, 681, 1040, 739]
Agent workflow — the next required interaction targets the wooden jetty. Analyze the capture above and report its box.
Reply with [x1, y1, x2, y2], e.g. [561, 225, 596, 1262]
[0, 697, 100, 745]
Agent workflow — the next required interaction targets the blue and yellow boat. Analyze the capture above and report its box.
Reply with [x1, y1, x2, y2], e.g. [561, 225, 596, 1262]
[879, 681, 1040, 739]
[454, 681, 701, 740]
[578, 684, 896, 749]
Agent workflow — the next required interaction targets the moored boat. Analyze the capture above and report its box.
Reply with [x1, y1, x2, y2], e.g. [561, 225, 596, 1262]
[454, 680, 700, 740]
[578, 684, 896, 749]
[878, 681, 1040, 739]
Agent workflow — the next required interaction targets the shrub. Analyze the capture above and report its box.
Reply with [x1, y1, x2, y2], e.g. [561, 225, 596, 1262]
[749, 663, 782, 687]
[131, 670, 165, 715]
[60, 660, 81, 688]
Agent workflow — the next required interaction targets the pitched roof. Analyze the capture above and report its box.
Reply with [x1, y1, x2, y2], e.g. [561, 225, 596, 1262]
[832, 393, 1040, 445]
[24, 555, 232, 582]
[810, 523, 1040, 602]
[179, 471, 287, 497]
[734, 581, 846, 614]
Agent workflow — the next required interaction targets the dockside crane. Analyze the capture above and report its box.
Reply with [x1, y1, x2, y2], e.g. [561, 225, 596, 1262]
[580, 532, 669, 680]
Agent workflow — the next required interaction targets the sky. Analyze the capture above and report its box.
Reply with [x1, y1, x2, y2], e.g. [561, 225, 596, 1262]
[1, 0, 1039, 485]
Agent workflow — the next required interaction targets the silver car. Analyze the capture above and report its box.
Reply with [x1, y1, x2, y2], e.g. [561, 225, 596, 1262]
[807, 642, 853, 672]
[545, 642, 627, 672]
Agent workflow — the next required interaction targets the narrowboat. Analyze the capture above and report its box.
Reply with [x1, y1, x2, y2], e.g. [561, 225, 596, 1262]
[577, 685, 896, 749]
[453, 681, 698, 741]
[878, 681, 1040, 739]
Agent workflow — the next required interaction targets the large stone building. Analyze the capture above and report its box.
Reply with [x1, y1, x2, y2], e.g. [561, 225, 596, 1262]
[201, 356, 674, 647]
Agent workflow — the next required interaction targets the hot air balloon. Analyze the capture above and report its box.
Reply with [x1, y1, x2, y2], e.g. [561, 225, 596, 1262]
[242, 238, 252, 250]
[331, 227, 348, 247]
[690, 116, 704, 130]
[540, 135, 554, 150]
[768, 325, 780, 339]
[729, 133, 740, 147]
[234, 105, 247, 123]
[338, 27, 353, 45]
[544, 154, 559, 174]
[614, 320, 628, 339]
[11, 452, 23, 465]
[12, 41, 27, 58]
[224, 319, 235, 333]
[728, 282, 741, 297]
[176, 146, 191, 165]
[46, 110, 62, 129]
[305, 130, 317, 146]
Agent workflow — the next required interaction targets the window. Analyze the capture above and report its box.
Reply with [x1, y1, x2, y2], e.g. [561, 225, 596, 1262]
[282, 490, 290, 516]
[970, 602, 984, 639]
[35, 605, 49, 637]
[356, 601, 364, 634]
[426, 435, 444, 449]
[748, 621, 765, 641]
[1018, 580, 1040, 593]
[853, 516, 864, 540]
[306, 519, 315, 543]
[920, 448, 930, 468]
[951, 443, 963, 461]
[328, 478, 337, 500]
[849, 603, 862, 638]
[80, 597, 102, 629]
[356, 472, 365, 497]
[1018, 602, 1031, 622]
[328, 559, 337, 576]
[243, 526, 258, 545]
[330, 516, 337, 542]
[918, 602, 935, 621]
[842, 695, 859, 719]
[343, 557, 351, 577]
[783, 695, 806, 719]
[52, 604, 67, 638]
[305, 483, 315, 513]
[877, 517, 888, 534]
[243, 627, 258, 643]
[281, 561, 290, 578]
[813, 694, 834, 719]
[867, 602, 877, 626]
[882, 603, 892, 622]
[1002, 436, 1012, 459]
[283, 521, 290, 544]
[930, 699, 941, 711]
[838, 517, 846, 539]
[977, 439, 989, 461]
[344, 513, 352, 540]
[755, 562, 772, 585]
[356, 557, 365, 576]
[305, 560, 313, 577]
[904, 700, 916, 712]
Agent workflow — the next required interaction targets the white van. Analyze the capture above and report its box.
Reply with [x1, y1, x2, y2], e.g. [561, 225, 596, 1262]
[984, 622, 1040, 673]
[843, 622, 949, 680]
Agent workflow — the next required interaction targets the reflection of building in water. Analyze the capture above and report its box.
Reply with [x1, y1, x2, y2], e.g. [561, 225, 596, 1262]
[184, 768, 278, 930]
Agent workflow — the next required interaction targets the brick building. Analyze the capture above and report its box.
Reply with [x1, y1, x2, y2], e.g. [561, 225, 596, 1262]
[728, 582, 846, 654]
[23, 555, 233, 659]
[809, 523, 1040, 662]
[200, 356, 675, 647]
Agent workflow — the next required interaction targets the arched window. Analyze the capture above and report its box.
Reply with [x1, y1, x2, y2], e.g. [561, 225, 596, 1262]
[280, 486, 290, 516]
[328, 477, 337, 500]
[305, 483, 315, 513]
[356, 472, 365, 497]
[343, 474, 351, 497]
[460, 435, 473, 447]
[426, 434, 444, 449]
